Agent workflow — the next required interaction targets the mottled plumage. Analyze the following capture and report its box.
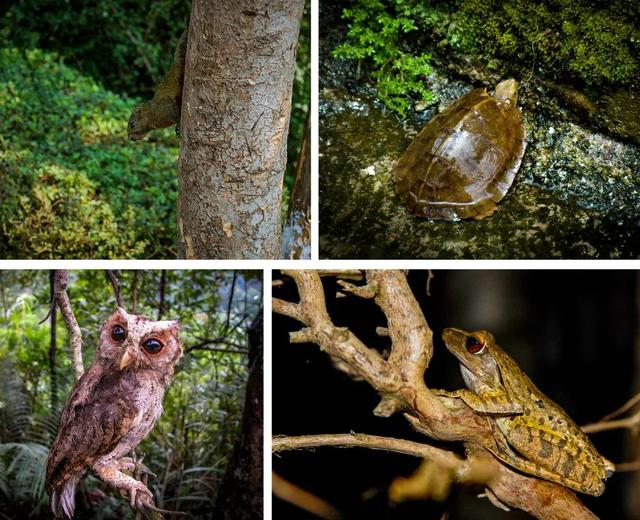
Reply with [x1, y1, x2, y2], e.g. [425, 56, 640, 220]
[45, 308, 182, 518]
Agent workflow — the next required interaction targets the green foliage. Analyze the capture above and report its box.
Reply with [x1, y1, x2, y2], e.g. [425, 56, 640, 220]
[560, 9, 638, 85]
[333, 0, 436, 117]
[451, 0, 639, 87]
[333, 0, 639, 116]
[0, 346, 57, 515]
[0, 47, 178, 259]
[0, 443, 49, 511]
[1, 0, 191, 97]
[0, 269, 263, 519]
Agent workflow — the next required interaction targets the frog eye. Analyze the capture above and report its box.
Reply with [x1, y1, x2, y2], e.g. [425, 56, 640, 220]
[466, 336, 485, 354]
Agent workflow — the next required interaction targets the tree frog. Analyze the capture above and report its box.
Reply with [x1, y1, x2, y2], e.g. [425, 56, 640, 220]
[438, 327, 614, 496]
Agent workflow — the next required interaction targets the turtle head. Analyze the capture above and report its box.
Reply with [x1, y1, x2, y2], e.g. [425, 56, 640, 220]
[493, 79, 518, 106]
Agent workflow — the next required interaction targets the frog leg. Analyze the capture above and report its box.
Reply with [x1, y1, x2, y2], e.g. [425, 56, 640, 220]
[434, 388, 523, 416]
[486, 421, 604, 496]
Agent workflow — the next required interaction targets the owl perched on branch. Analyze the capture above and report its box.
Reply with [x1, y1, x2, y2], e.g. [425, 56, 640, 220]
[46, 308, 183, 518]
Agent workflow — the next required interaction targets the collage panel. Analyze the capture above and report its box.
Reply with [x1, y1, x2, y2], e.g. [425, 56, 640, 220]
[319, 1, 639, 259]
[273, 269, 637, 518]
[0, 1, 310, 260]
[3, 0, 640, 519]
[0, 269, 263, 519]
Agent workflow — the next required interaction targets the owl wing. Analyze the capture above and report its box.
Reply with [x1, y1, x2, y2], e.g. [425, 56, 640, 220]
[46, 366, 141, 493]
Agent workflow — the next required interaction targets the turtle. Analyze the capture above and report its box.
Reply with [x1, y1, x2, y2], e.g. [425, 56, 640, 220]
[394, 79, 526, 220]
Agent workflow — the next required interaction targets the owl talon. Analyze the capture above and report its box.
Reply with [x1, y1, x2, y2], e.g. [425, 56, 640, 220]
[125, 481, 153, 510]
[116, 457, 136, 473]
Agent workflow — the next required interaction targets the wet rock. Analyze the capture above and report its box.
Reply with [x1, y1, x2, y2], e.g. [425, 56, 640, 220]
[320, 85, 640, 258]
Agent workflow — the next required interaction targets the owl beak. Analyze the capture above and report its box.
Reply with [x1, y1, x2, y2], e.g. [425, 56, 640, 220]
[120, 350, 134, 370]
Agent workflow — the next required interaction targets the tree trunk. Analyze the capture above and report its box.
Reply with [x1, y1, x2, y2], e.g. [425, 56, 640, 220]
[281, 108, 311, 259]
[212, 310, 264, 519]
[178, 0, 304, 259]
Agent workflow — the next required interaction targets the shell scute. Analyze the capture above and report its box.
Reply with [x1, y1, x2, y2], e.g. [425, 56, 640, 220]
[394, 80, 527, 220]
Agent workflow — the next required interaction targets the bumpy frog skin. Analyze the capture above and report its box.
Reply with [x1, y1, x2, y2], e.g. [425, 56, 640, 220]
[439, 327, 613, 496]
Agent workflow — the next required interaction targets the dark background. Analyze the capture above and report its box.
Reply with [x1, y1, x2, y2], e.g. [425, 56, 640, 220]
[273, 270, 638, 519]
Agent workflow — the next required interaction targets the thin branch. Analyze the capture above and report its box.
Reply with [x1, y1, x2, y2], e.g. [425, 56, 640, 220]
[273, 433, 462, 468]
[186, 340, 248, 354]
[614, 460, 640, 473]
[107, 2, 155, 80]
[48, 271, 58, 414]
[582, 411, 640, 434]
[106, 270, 124, 308]
[223, 271, 238, 335]
[273, 472, 343, 520]
[157, 270, 167, 320]
[53, 270, 84, 380]
[273, 433, 595, 519]
[599, 392, 640, 422]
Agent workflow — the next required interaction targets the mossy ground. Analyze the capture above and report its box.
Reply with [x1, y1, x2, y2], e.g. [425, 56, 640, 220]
[330, 0, 640, 142]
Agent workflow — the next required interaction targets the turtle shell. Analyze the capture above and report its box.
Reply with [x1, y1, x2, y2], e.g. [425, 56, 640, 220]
[394, 82, 526, 220]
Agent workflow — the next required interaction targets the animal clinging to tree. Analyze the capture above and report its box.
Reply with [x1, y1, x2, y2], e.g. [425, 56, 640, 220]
[127, 30, 187, 141]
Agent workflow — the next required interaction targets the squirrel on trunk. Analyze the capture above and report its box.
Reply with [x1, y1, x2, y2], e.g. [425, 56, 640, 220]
[128, 30, 187, 141]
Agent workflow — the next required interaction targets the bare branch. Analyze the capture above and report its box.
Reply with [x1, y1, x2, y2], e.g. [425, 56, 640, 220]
[223, 271, 238, 334]
[106, 270, 124, 308]
[157, 270, 167, 320]
[273, 472, 343, 520]
[273, 433, 462, 468]
[582, 392, 640, 434]
[185, 339, 247, 354]
[272, 299, 304, 323]
[613, 460, 640, 473]
[582, 411, 640, 434]
[599, 392, 640, 422]
[53, 271, 84, 381]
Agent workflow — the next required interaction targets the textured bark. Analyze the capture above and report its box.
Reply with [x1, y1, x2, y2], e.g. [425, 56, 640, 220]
[213, 310, 264, 519]
[281, 109, 311, 259]
[54, 270, 84, 380]
[178, 0, 304, 259]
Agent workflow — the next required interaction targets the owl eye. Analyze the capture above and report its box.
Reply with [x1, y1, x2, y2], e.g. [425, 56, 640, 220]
[129, 120, 136, 128]
[466, 336, 485, 354]
[143, 338, 164, 355]
[111, 325, 127, 342]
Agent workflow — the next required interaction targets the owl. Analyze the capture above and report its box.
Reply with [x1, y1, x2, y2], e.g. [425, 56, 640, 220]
[45, 307, 183, 518]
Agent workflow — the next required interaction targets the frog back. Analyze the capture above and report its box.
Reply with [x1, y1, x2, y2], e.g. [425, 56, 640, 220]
[492, 346, 608, 495]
